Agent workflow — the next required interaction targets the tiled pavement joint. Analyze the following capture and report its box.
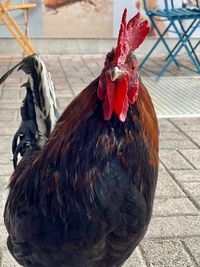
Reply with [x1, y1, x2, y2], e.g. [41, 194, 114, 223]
[81, 56, 95, 77]
[177, 150, 198, 170]
[181, 240, 199, 267]
[169, 119, 200, 150]
[161, 160, 200, 213]
[58, 56, 75, 97]
[139, 245, 152, 267]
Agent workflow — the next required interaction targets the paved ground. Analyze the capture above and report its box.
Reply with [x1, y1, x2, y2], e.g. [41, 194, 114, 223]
[0, 54, 200, 266]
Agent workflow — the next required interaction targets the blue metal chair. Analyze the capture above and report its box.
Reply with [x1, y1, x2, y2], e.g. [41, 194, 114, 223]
[139, 0, 200, 79]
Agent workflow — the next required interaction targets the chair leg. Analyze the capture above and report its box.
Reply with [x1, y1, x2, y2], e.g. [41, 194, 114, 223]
[165, 19, 196, 62]
[178, 20, 200, 67]
[172, 20, 200, 73]
[139, 24, 171, 69]
[157, 19, 200, 79]
[5, 11, 35, 54]
[194, 40, 200, 51]
[150, 17, 180, 68]
[139, 20, 179, 70]
[0, 1, 35, 56]
[1, 16, 31, 55]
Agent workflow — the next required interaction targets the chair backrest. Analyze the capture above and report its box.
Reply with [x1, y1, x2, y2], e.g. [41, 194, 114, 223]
[142, 0, 174, 11]
[143, 0, 199, 11]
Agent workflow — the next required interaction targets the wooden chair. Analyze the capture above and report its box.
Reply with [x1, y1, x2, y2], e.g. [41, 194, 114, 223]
[0, 0, 36, 60]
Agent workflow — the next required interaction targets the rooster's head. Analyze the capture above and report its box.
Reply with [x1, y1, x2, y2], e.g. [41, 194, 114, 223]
[97, 9, 150, 122]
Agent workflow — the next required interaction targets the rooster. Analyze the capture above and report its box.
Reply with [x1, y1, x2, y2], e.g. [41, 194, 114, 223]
[0, 9, 159, 267]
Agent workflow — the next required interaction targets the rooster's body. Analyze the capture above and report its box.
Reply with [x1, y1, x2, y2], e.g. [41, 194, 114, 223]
[1, 10, 159, 267]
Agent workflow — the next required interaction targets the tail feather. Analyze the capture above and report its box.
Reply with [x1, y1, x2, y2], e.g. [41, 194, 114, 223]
[0, 54, 59, 168]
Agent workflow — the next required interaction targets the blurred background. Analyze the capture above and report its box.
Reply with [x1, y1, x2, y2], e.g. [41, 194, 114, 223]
[0, 0, 199, 38]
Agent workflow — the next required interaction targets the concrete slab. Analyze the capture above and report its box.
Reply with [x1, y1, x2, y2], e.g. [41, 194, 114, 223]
[184, 238, 200, 266]
[140, 240, 197, 267]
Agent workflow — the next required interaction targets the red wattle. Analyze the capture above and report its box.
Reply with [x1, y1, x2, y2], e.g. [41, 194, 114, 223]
[119, 95, 129, 122]
[114, 77, 128, 119]
[103, 74, 116, 120]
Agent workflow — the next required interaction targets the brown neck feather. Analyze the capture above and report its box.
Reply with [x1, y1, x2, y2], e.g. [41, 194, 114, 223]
[137, 80, 159, 167]
[44, 77, 100, 157]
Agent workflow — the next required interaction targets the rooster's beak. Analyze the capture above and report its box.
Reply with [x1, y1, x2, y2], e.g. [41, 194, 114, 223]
[110, 66, 125, 81]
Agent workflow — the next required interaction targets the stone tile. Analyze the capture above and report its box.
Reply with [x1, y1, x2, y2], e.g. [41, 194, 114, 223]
[159, 140, 198, 150]
[0, 100, 21, 110]
[177, 124, 200, 133]
[0, 121, 19, 129]
[179, 150, 200, 169]
[1, 84, 20, 90]
[81, 75, 98, 84]
[181, 182, 200, 198]
[67, 77, 88, 88]
[158, 119, 179, 132]
[0, 165, 13, 177]
[0, 141, 12, 152]
[0, 196, 8, 212]
[54, 89, 74, 98]
[57, 97, 74, 112]
[146, 216, 200, 238]
[0, 155, 12, 165]
[159, 150, 193, 170]
[187, 133, 200, 147]
[61, 71, 85, 78]
[0, 176, 9, 191]
[0, 64, 10, 71]
[170, 118, 200, 126]
[1, 90, 20, 100]
[93, 59, 105, 69]
[153, 198, 198, 217]
[0, 136, 12, 153]
[71, 85, 86, 95]
[50, 72, 66, 79]
[158, 163, 165, 170]
[123, 248, 147, 267]
[159, 132, 188, 140]
[61, 66, 78, 74]
[41, 54, 59, 61]
[53, 78, 69, 86]
[0, 127, 17, 136]
[171, 170, 200, 183]
[0, 110, 17, 121]
[0, 255, 21, 267]
[184, 238, 200, 266]
[0, 225, 8, 243]
[19, 88, 26, 100]
[54, 83, 72, 91]
[82, 63, 101, 77]
[181, 182, 200, 208]
[2, 77, 21, 84]
[16, 110, 21, 121]
[141, 240, 196, 267]
[0, 121, 20, 138]
[155, 170, 186, 198]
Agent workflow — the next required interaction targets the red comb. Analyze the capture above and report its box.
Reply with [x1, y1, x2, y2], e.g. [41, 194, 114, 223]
[114, 9, 150, 68]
